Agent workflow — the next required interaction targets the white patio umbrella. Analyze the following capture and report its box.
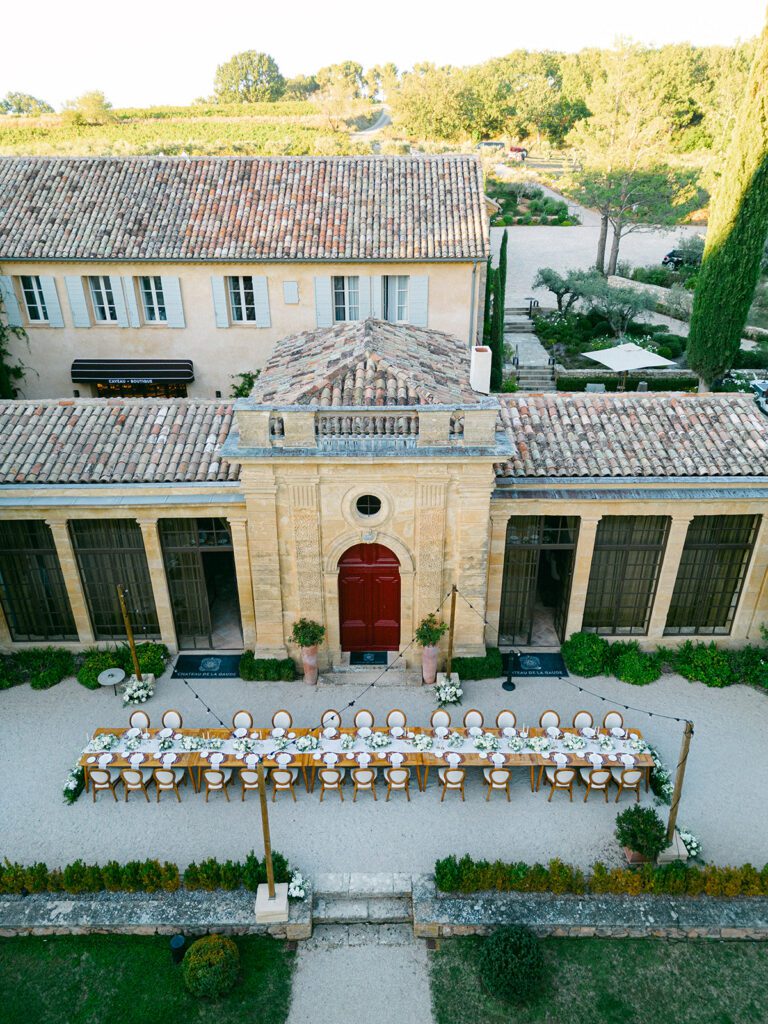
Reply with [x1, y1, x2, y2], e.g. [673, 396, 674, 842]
[582, 342, 675, 391]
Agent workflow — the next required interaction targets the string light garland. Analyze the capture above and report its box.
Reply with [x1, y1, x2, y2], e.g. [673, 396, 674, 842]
[455, 588, 693, 727]
[177, 675, 228, 729]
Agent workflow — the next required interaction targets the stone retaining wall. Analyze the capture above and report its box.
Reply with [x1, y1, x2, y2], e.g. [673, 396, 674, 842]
[0, 887, 312, 940]
[412, 876, 768, 940]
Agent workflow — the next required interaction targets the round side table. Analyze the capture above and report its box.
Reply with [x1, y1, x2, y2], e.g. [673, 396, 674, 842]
[97, 667, 126, 697]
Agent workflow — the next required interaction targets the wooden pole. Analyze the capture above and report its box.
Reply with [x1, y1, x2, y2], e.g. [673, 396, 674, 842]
[117, 585, 142, 682]
[257, 760, 276, 899]
[446, 584, 458, 678]
[666, 720, 694, 843]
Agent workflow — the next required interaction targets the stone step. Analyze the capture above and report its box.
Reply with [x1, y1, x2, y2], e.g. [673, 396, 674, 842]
[320, 669, 414, 687]
[313, 895, 412, 925]
[302, 923, 415, 950]
[315, 872, 413, 898]
[504, 323, 534, 333]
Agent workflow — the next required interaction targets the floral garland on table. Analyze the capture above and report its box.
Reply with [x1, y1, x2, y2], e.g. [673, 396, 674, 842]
[340, 734, 356, 751]
[645, 742, 673, 805]
[527, 735, 551, 754]
[87, 733, 119, 752]
[407, 732, 434, 752]
[678, 827, 703, 861]
[233, 737, 260, 755]
[124, 735, 142, 752]
[158, 736, 175, 753]
[597, 735, 615, 754]
[473, 732, 500, 753]
[181, 735, 205, 752]
[288, 870, 307, 901]
[122, 676, 154, 706]
[203, 737, 223, 751]
[434, 677, 463, 707]
[446, 731, 464, 749]
[506, 735, 525, 753]
[63, 762, 85, 805]
[271, 735, 292, 752]
[562, 733, 587, 752]
[365, 731, 392, 751]
[295, 734, 319, 753]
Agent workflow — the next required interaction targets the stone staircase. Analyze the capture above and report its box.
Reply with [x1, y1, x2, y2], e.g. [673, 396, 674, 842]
[311, 872, 414, 946]
[515, 365, 557, 393]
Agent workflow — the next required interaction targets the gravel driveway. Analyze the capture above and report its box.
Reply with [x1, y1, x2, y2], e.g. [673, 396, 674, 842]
[2, 668, 765, 874]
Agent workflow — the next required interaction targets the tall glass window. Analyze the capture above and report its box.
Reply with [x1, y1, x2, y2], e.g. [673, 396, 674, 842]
[20, 276, 48, 322]
[88, 276, 118, 322]
[69, 520, 159, 640]
[665, 515, 759, 635]
[382, 275, 409, 322]
[582, 516, 669, 635]
[227, 276, 256, 322]
[332, 276, 360, 321]
[0, 520, 77, 641]
[139, 276, 167, 322]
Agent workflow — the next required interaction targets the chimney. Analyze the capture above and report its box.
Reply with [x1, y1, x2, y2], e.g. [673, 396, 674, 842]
[470, 345, 492, 395]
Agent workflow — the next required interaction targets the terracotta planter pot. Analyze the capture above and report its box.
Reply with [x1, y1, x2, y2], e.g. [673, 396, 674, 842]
[422, 645, 439, 686]
[623, 846, 652, 866]
[301, 644, 319, 685]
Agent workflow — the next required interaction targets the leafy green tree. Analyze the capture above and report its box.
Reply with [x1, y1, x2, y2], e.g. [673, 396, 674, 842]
[578, 276, 654, 336]
[687, 17, 768, 387]
[390, 65, 469, 140]
[62, 91, 114, 125]
[533, 267, 591, 312]
[283, 75, 318, 100]
[316, 61, 365, 98]
[497, 230, 508, 316]
[365, 63, 399, 101]
[1, 92, 53, 115]
[213, 51, 285, 103]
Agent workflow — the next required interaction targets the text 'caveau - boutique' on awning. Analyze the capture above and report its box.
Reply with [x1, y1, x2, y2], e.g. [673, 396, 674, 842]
[70, 359, 195, 398]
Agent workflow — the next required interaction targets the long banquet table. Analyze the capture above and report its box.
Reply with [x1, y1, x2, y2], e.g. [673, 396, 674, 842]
[79, 724, 654, 794]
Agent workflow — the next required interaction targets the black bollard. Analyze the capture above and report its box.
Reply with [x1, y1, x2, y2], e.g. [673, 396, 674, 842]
[502, 649, 517, 692]
[170, 934, 186, 964]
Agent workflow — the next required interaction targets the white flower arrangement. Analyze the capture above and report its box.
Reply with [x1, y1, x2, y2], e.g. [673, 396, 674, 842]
[473, 732, 500, 753]
[598, 735, 615, 753]
[181, 735, 205, 751]
[506, 736, 525, 753]
[408, 733, 434, 752]
[158, 736, 175, 752]
[562, 733, 587, 752]
[88, 733, 118, 752]
[629, 737, 650, 754]
[295, 734, 319, 752]
[122, 676, 154, 705]
[123, 735, 142, 752]
[288, 870, 307, 901]
[233, 737, 260, 755]
[204, 737, 223, 751]
[271, 735, 291, 751]
[527, 735, 551, 754]
[678, 827, 703, 860]
[63, 762, 85, 805]
[340, 733, 356, 751]
[646, 742, 673, 804]
[365, 731, 392, 751]
[446, 731, 464, 749]
[434, 678, 463, 706]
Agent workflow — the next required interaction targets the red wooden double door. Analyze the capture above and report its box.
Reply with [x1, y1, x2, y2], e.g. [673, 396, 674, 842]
[338, 543, 401, 651]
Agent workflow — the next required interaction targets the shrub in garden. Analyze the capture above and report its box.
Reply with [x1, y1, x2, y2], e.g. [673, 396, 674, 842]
[77, 649, 126, 689]
[560, 632, 608, 676]
[451, 647, 503, 681]
[674, 641, 739, 687]
[77, 643, 169, 689]
[15, 647, 75, 689]
[610, 643, 662, 686]
[239, 652, 296, 681]
[730, 644, 768, 688]
[615, 806, 668, 860]
[182, 934, 240, 1000]
[0, 655, 26, 690]
[477, 925, 546, 1005]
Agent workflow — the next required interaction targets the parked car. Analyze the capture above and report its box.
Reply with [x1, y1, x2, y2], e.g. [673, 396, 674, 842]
[509, 145, 528, 162]
[662, 248, 702, 270]
[476, 140, 505, 152]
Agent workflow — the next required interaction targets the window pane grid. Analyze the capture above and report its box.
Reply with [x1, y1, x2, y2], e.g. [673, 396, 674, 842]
[0, 520, 77, 641]
[664, 515, 759, 635]
[582, 516, 669, 635]
[228, 276, 256, 322]
[140, 276, 166, 322]
[88, 276, 118, 322]
[20, 275, 48, 322]
[396, 276, 408, 321]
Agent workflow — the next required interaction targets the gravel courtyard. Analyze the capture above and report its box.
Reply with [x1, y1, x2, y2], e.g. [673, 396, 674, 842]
[2, 666, 766, 874]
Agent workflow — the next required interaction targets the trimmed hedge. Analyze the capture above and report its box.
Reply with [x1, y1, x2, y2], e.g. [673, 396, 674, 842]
[556, 373, 698, 392]
[451, 647, 504, 681]
[239, 652, 296, 681]
[76, 643, 169, 689]
[0, 850, 289, 895]
[561, 632, 768, 690]
[434, 854, 768, 897]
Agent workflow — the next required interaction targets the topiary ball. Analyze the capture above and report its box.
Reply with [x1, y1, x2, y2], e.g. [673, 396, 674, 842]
[477, 925, 546, 1004]
[182, 934, 240, 999]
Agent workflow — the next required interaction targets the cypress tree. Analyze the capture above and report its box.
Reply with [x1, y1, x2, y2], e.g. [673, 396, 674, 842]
[490, 269, 504, 391]
[687, 16, 768, 386]
[497, 229, 508, 319]
[482, 256, 492, 343]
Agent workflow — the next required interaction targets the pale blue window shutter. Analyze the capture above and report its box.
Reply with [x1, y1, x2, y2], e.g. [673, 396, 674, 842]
[0, 276, 23, 327]
[370, 276, 383, 319]
[64, 276, 91, 327]
[121, 277, 141, 327]
[110, 275, 129, 327]
[283, 281, 299, 304]
[211, 277, 229, 327]
[314, 277, 333, 327]
[357, 276, 371, 319]
[161, 276, 185, 328]
[409, 275, 429, 326]
[39, 277, 64, 327]
[387, 277, 398, 321]
[252, 276, 271, 328]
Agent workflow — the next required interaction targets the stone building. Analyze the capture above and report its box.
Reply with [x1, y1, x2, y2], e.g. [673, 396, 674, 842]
[0, 321, 766, 666]
[0, 155, 488, 400]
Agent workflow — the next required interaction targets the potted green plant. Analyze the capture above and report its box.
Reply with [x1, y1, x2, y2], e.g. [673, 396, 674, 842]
[415, 613, 449, 685]
[615, 805, 668, 865]
[291, 618, 326, 685]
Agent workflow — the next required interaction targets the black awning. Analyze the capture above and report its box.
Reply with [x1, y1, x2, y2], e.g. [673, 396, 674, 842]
[71, 359, 194, 384]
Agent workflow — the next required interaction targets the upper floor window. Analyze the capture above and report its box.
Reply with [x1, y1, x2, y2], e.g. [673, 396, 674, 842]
[20, 275, 48, 323]
[88, 276, 118, 322]
[139, 276, 167, 323]
[333, 276, 360, 322]
[228, 276, 257, 322]
[383, 275, 409, 322]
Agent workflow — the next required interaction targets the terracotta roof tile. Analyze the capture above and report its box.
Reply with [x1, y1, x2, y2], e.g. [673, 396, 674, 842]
[0, 156, 489, 262]
[497, 393, 768, 477]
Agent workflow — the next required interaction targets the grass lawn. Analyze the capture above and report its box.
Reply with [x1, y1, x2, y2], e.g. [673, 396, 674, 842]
[430, 936, 768, 1024]
[0, 934, 294, 1024]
